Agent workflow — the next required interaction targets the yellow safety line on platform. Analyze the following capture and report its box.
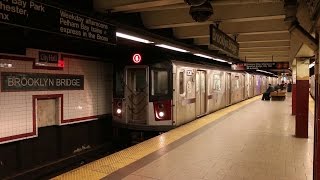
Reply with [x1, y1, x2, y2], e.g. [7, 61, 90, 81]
[52, 96, 261, 180]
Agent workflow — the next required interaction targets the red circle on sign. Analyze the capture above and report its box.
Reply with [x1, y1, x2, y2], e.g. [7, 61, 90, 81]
[132, 54, 142, 64]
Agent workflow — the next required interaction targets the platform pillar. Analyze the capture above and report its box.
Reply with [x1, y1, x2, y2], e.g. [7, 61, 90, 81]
[292, 64, 297, 115]
[295, 57, 309, 138]
[314, 29, 320, 180]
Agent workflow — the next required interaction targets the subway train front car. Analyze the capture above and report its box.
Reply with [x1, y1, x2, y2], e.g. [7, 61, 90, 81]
[113, 61, 174, 131]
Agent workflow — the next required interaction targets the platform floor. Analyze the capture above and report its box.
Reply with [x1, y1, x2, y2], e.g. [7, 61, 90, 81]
[54, 94, 314, 180]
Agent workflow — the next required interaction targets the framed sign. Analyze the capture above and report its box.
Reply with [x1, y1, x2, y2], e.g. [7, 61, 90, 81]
[0, 0, 116, 45]
[209, 24, 239, 57]
[1, 72, 84, 92]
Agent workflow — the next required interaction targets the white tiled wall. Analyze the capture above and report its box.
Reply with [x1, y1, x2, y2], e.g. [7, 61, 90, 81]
[0, 49, 113, 144]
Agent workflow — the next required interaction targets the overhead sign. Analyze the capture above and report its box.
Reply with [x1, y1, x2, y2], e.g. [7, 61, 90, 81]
[1, 72, 84, 92]
[231, 62, 290, 70]
[38, 51, 59, 63]
[209, 24, 239, 57]
[0, 0, 116, 45]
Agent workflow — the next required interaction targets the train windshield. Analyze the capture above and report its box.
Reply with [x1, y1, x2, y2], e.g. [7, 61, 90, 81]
[151, 69, 168, 96]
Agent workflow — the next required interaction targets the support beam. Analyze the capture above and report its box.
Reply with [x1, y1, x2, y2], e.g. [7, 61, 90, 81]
[295, 57, 309, 138]
[194, 36, 289, 45]
[141, 3, 285, 29]
[240, 51, 289, 56]
[94, 0, 181, 12]
[292, 63, 296, 115]
[240, 46, 290, 50]
[240, 41, 290, 48]
[174, 19, 288, 39]
[238, 47, 290, 52]
[314, 27, 320, 180]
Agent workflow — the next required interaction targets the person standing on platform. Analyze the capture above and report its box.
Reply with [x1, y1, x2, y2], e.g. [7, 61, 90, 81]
[262, 84, 273, 100]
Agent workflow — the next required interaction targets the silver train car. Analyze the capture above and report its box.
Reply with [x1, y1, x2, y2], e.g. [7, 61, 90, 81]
[113, 60, 278, 131]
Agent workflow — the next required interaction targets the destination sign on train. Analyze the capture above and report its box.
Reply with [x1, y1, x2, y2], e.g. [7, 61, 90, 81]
[0, 0, 116, 44]
[231, 62, 289, 70]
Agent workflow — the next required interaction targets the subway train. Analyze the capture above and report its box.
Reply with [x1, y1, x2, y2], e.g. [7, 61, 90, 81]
[112, 60, 278, 131]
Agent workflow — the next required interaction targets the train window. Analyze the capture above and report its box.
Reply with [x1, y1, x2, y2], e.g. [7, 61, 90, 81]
[151, 69, 168, 95]
[235, 76, 240, 89]
[179, 71, 184, 94]
[115, 71, 124, 97]
[213, 74, 221, 91]
[134, 70, 146, 92]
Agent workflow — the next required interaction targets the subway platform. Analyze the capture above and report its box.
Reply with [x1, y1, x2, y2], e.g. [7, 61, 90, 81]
[54, 94, 314, 180]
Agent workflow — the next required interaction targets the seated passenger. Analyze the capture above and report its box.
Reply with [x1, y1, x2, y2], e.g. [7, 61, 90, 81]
[262, 84, 273, 100]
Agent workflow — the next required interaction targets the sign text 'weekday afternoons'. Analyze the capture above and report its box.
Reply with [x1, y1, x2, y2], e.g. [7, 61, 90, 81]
[0, 0, 116, 44]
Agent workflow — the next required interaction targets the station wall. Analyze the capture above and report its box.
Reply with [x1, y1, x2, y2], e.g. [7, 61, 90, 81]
[0, 48, 113, 144]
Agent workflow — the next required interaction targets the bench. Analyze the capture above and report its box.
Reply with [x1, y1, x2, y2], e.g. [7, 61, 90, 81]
[270, 91, 286, 101]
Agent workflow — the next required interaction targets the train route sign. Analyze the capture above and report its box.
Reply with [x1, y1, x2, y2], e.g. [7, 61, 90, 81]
[1, 72, 84, 91]
[0, 0, 116, 45]
[231, 62, 290, 70]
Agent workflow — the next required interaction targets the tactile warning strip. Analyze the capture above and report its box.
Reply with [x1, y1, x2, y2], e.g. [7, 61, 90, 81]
[52, 96, 261, 180]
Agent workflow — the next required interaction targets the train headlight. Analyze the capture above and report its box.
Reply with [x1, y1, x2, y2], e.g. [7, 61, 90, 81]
[116, 108, 122, 114]
[158, 111, 165, 118]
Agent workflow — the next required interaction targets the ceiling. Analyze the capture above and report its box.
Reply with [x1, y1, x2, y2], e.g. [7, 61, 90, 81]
[93, 0, 312, 63]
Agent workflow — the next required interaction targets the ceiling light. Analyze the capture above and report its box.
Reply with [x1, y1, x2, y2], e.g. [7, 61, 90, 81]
[194, 53, 212, 59]
[194, 53, 230, 64]
[156, 44, 189, 53]
[256, 69, 275, 75]
[309, 62, 315, 68]
[212, 58, 227, 63]
[116, 32, 154, 44]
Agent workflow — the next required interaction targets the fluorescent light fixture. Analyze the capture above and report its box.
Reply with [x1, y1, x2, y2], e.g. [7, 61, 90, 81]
[309, 62, 315, 68]
[256, 69, 275, 75]
[194, 53, 212, 59]
[116, 32, 153, 44]
[194, 53, 230, 63]
[212, 58, 228, 63]
[156, 44, 189, 53]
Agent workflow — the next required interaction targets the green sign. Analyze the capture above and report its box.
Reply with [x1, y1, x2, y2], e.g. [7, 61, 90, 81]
[1, 72, 84, 91]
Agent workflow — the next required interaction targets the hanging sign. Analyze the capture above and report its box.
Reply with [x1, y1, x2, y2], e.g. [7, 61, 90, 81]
[0, 0, 116, 45]
[231, 62, 290, 70]
[1, 72, 84, 92]
[209, 24, 239, 57]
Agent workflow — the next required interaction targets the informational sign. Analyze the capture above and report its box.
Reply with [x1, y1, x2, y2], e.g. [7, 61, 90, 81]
[132, 53, 142, 64]
[0, 0, 116, 45]
[209, 24, 239, 57]
[38, 51, 58, 63]
[231, 62, 289, 70]
[1, 72, 84, 91]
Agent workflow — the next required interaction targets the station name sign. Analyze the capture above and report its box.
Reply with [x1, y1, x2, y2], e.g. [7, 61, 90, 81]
[231, 62, 289, 70]
[0, 0, 116, 44]
[209, 25, 239, 57]
[1, 72, 84, 92]
[39, 51, 58, 63]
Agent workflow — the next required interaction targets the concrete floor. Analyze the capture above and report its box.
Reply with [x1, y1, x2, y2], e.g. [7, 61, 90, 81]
[123, 94, 314, 180]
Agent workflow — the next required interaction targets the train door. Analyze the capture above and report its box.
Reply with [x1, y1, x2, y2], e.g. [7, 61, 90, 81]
[125, 66, 149, 124]
[196, 70, 206, 116]
[243, 74, 247, 99]
[226, 73, 231, 105]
